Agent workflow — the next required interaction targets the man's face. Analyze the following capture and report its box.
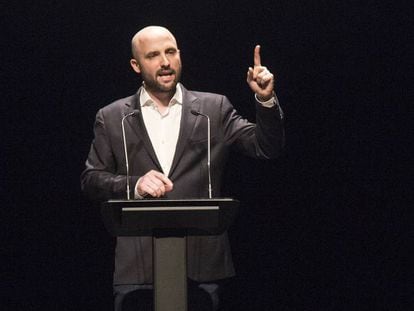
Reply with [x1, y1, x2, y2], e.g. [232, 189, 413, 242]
[131, 31, 182, 95]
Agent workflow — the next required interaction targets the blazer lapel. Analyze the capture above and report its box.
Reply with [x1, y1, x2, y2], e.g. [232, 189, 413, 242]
[125, 90, 162, 171]
[168, 87, 200, 178]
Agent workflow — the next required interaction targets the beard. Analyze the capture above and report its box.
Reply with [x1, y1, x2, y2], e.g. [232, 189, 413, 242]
[140, 65, 182, 94]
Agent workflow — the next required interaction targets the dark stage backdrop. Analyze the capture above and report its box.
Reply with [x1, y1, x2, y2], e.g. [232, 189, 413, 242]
[2, 1, 411, 310]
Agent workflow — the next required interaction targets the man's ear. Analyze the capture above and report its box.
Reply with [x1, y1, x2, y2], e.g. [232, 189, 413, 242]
[130, 59, 141, 74]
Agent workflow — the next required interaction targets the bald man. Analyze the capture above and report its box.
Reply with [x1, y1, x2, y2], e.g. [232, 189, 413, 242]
[81, 26, 284, 311]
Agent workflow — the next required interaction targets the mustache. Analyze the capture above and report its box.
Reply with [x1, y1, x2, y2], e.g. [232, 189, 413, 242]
[157, 68, 176, 76]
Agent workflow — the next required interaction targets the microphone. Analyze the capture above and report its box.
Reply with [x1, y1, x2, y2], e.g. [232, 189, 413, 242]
[191, 110, 212, 199]
[121, 110, 140, 200]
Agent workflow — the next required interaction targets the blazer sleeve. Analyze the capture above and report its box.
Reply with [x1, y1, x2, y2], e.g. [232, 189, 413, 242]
[80, 109, 139, 202]
[220, 96, 285, 159]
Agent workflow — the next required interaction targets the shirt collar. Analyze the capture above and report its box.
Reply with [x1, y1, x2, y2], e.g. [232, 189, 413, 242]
[140, 83, 183, 107]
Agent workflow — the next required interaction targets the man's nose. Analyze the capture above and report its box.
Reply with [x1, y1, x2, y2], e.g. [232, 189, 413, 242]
[160, 53, 170, 67]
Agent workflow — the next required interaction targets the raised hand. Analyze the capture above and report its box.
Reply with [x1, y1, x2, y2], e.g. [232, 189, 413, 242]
[246, 45, 275, 101]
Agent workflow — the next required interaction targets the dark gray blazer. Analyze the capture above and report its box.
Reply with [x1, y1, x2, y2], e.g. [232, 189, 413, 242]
[81, 85, 284, 284]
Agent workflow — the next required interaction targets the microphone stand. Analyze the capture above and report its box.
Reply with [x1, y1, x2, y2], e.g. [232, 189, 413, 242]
[191, 110, 212, 198]
[121, 110, 139, 200]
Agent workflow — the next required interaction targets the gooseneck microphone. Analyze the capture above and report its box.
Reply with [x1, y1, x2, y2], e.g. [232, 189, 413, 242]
[121, 110, 140, 200]
[191, 110, 212, 199]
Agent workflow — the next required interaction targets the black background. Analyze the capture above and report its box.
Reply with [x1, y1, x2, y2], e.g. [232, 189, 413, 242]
[2, 1, 412, 310]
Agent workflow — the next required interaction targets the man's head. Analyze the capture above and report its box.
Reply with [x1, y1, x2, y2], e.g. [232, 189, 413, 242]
[130, 26, 182, 96]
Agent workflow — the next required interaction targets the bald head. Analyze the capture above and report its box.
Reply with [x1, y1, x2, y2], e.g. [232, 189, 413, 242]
[131, 26, 178, 59]
[129, 26, 182, 100]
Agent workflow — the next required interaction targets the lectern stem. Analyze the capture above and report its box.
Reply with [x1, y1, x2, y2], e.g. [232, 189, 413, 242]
[153, 236, 187, 311]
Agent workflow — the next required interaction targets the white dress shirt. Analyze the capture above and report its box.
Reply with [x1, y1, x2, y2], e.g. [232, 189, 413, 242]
[134, 84, 183, 198]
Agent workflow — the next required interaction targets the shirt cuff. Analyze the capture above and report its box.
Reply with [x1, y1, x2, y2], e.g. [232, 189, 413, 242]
[255, 93, 284, 119]
[255, 93, 280, 108]
[134, 177, 144, 199]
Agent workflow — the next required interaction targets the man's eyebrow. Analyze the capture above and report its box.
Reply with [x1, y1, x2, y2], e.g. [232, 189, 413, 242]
[145, 50, 159, 56]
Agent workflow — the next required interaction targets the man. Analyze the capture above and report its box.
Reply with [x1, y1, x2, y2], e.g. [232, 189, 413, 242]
[81, 26, 284, 310]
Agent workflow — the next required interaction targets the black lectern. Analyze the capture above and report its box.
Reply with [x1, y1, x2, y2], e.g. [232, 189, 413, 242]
[101, 198, 238, 311]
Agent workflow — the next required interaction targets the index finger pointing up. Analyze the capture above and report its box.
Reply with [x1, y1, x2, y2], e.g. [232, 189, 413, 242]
[254, 45, 261, 67]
